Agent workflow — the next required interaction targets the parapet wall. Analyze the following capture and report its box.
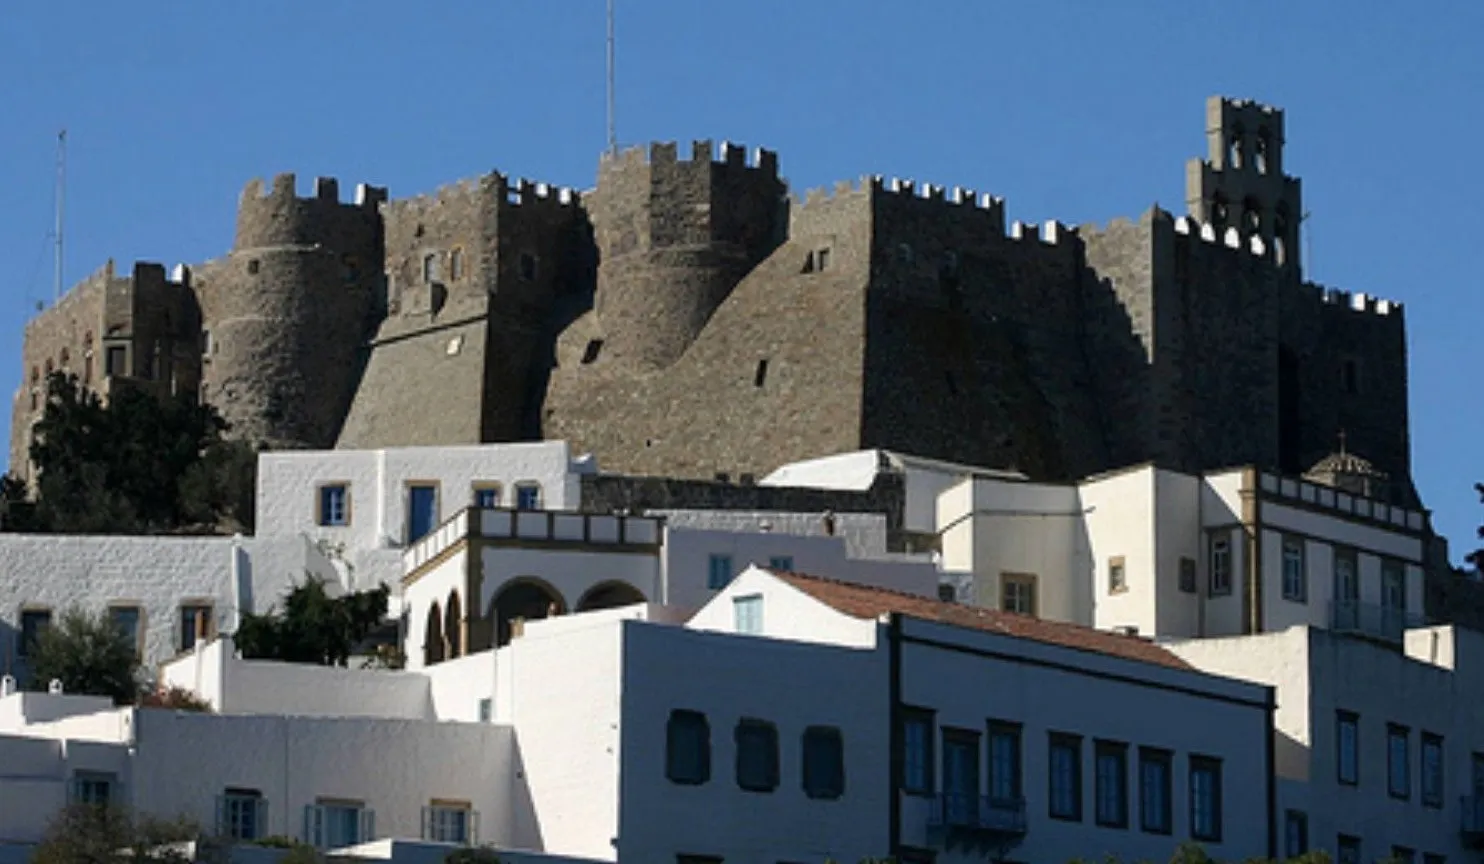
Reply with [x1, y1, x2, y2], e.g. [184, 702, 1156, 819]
[601, 138, 780, 180]
[234, 172, 388, 252]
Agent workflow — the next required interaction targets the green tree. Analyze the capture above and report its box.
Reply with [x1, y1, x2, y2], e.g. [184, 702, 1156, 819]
[32, 804, 199, 864]
[235, 578, 391, 667]
[28, 606, 142, 704]
[3, 371, 256, 535]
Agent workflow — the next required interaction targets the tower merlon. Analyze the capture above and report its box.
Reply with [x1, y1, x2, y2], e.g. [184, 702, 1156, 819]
[1314, 284, 1405, 318]
[240, 173, 388, 211]
[1173, 216, 1275, 261]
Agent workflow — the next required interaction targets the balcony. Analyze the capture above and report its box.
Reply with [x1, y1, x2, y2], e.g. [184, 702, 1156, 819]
[1329, 600, 1424, 645]
[926, 794, 1027, 853]
[404, 507, 664, 574]
[1462, 796, 1484, 849]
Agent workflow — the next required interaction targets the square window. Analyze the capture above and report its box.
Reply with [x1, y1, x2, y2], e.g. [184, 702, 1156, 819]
[1282, 537, 1307, 602]
[1108, 557, 1127, 594]
[318, 484, 350, 527]
[18, 608, 51, 658]
[733, 595, 763, 635]
[707, 554, 733, 591]
[802, 726, 844, 800]
[666, 710, 710, 785]
[735, 719, 780, 793]
[218, 788, 265, 840]
[109, 606, 142, 657]
[902, 708, 934, 796]
[71, 771, 117, 807]
[473, 485, 501, 509]
[105, 345, 127, 377]
[514, 483, 541, 511]
[423, 802, 473, 844]
[1001, 573, 1037, 616]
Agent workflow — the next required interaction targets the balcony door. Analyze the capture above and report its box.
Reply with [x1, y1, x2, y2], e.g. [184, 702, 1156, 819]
[1333, 551, 1359, 630]
[942, 730, 980, 827]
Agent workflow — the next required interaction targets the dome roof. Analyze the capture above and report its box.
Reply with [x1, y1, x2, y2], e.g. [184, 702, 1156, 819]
[1306, 449, 1387, 479]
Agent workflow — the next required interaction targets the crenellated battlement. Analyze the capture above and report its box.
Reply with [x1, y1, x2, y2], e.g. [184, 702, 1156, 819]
[239, 173, 388, 210]
[870, 175, 1004, 213]
[1172, 215, 1273, 259]
[1311, 283, 1405, 319]
[602, 139, 780, 179]
[1009, 220, 1077, 247]
[502, 176, 581, 209]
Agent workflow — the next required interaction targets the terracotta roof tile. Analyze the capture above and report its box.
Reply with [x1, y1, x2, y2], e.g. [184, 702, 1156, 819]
[769, 569, 1192, 671]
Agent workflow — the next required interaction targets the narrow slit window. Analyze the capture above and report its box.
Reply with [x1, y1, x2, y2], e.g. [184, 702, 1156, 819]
[754, 360, 769, 387]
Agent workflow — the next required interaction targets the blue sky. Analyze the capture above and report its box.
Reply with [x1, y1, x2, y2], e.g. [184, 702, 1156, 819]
[1, 2, 1479, 561]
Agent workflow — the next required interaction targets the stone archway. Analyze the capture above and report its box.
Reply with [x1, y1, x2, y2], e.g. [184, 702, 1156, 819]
[490, 578, 566, 648]
[424, 601, 445, 667]
[575, 581, 647, 613]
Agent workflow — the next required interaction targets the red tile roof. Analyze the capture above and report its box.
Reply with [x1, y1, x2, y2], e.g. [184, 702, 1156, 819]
[769, 570, 1192, 671]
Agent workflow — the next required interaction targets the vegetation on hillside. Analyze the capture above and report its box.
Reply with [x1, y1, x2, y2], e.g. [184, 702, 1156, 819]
[1, 371, 256, 535]
[235, 577, 391, 668]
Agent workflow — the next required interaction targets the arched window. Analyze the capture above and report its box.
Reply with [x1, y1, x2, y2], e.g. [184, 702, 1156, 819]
[1227, 124, 1246, 170]
[1273, 204, 1291, 266]
[1210, 193, 1230, 227]
[449, 247, 465, 281]
[1243, 199, 1262, 235]
[424, 602, 445, 667]
[1255, 129, 1272, 175]
[445, 591, 463, 659]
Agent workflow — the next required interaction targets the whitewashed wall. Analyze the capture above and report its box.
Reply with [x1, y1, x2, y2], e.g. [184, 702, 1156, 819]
[687, 567, 879, 649]
[654, 509, 891, 560]
[1152, 469, 1204, 638]
[1081, 467, 1159, 635]
[255, 442, 585, 589]
[899, 616, 1273, 864]
[0, 534, 331, 681]
[617, 619, 890, 864]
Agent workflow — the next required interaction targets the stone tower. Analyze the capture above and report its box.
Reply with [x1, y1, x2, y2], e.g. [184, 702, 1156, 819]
[1186, 96, 1304, 274]
[588, 141, 787, 369]
[195, 174, 386, 449]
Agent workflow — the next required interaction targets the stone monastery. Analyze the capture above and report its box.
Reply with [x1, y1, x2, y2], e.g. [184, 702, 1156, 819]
[9, 96, 1415, 507]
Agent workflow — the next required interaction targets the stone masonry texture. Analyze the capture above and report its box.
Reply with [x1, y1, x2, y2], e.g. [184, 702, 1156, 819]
[10, 97, 1417, 510]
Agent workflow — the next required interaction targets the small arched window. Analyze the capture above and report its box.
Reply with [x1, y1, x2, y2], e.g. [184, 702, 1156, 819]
[1243, 200, 1262, 235]
[1273, 204, 1291, 266]
[449, 247, 465, 281]
[43, 359, 53, 376]
[1211, 194, 1230, 227]
[1227, 124, 1246, 170]
[1255, 129, 1272, 175]
[422, 253, 440, 284]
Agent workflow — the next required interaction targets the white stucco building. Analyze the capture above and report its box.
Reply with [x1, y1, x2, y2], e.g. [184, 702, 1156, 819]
[1170, 623, 1484, 864]
[934, 463, 1428, 644]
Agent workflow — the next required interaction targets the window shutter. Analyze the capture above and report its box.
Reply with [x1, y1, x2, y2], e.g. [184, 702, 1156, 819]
[469, 809, 480, 845]
[420, 805, 431, 841]
[214, 795, 226, 836]
[361, 809, 376, 842]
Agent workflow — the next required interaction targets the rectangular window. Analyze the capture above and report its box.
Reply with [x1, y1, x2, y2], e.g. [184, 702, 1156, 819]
[306, 801, 372, 849]
[1108, 556, 1127, 593]
[1189, 755, 1223, 842]
[1337, 710, 1359, 785]
[217, 789, 265, 840]
[514, 482, 541, 511]
[407, 483, 438, 544]
[802, 725, 845, 800]
[477, 698, 492, 723]
[1284, 809, 1308, 858]
[1095, 740, 1128, 828]
[1048, 732, 1082, 821]
[422, 253, 439, 283]
[987, 721, 1022, 804]
[1389, 724, 1411, 800]
[941, 729, 981, 827]
[1282, 536, 1307, 602]
[1179, 556, 1197, 593]
[707, 554, 733, 590]
[70, 771, 117, 807]
[1139, 748, 1173, 835]
[1334, 549, 1359, 603]
[108, 606, 142, 657]
[105, 345, 126, 376]
[666, 709, 710, 785]
[1001, 573, 1037, 616]
[449, 247, 465, 281]
[1422, 732, 1444, 808]
[472, 484, 501, 509]
[318, 484, 349, 527]
[179, 604, 213, 652]
[735, 718, 780, 793]
[1209, 535, 1232, 596]
[423, 802, 474, 844]
[1337, 835, 1361, 864]
[768, 555, 793, 572]
[902, 708, 934, 796]
[1382, 560, 1406, 612]
[18, 608, 52, 658]
[733, 595, 763, 634]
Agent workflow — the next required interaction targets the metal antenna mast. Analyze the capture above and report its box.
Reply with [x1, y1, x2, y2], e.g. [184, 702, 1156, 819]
[606, 0, 617, 155]
[54, 129, 67, 302]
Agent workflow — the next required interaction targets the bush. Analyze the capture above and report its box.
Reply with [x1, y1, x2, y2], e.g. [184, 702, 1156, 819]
[137, 685, 212, 712]
[28, 607, 141, 704]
